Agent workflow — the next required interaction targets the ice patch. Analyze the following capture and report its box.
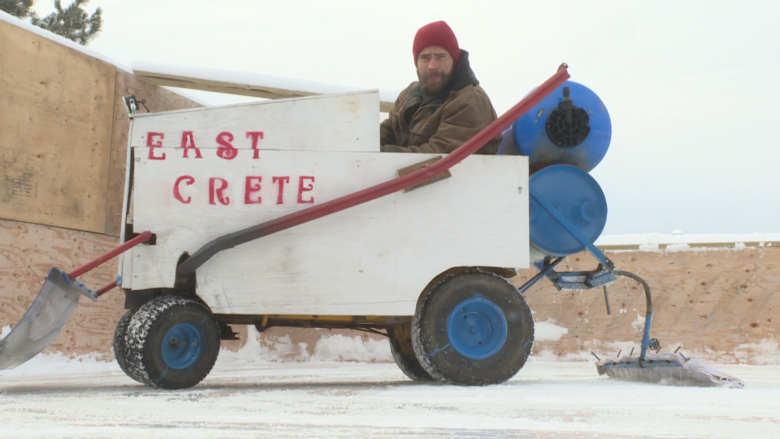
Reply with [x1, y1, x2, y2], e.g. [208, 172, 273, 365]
[534, 320, 568, 341]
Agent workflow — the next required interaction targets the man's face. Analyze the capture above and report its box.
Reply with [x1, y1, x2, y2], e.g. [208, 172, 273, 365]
[416, 45, 455, 96]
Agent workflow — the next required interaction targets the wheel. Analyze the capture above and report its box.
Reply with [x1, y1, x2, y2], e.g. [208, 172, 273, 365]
[388, 324, 435, 382]
[412, 271, 534, 386]
[113, 310, 143, 383]
[125, 296, 220, 390]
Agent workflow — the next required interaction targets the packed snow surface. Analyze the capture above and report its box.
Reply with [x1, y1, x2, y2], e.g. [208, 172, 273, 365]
[1, 349, 778, 439]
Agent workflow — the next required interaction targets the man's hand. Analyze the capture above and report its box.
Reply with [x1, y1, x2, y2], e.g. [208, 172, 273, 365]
[380, 144, 407, 153]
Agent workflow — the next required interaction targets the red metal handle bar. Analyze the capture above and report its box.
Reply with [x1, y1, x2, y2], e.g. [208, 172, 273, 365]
[177, 64, 571, 276]
[68, 231, 152, 280]
[95, 279, 120, 297]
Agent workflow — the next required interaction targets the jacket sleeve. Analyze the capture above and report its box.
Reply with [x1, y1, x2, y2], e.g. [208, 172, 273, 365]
[391, 92, 496, 154]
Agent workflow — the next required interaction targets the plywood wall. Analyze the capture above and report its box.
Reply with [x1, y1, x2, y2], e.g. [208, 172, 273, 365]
[516, 247, 780, 364]
[0, 19, 116, 234]
[0, 19, 202, 237]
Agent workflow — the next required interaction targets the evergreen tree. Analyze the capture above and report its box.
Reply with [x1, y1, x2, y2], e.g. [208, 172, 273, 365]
[0, 0, 36, 19]
[1, 0, 102, 46]
[32, 0, 102, 45]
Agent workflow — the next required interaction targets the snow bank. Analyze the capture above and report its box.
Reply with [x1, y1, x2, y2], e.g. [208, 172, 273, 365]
[597, 232, 780, 250]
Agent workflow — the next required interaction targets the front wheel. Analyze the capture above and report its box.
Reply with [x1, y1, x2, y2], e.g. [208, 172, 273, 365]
[124, 296, 220, 389]
[412, 271, 534, 386]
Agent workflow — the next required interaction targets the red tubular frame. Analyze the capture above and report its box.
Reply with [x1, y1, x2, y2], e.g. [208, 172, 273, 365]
[177, 64, 571, 276]
[95, 280, 121, 297]
[68, 231, 153, 280]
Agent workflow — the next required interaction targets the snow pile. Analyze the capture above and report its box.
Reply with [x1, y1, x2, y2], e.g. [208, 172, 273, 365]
[217, 326, 392, 365]
[534, 320, 568, 341]
[310, 334, 392, 362]
[0, 350, 116, 378]
[733, 339, 780, 365]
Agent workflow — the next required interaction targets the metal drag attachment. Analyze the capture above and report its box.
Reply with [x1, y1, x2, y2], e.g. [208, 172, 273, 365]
[596, 352, 745, 388]
[0, 268, 94, 370]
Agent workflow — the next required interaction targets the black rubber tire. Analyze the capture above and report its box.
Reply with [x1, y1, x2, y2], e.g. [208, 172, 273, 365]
[388, 324, 435, 382]
[113, 310, 143, 383]
[125, 296, 220, 390]
[412, 271, 534, 386]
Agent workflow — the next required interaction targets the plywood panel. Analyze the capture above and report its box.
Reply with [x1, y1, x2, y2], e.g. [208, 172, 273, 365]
[104, 71, 204, 237]
[0, 219, 120, 356]
[127, 150, 529, 315]
[516, 248, 780, 364]
[0, 20, 115, 233]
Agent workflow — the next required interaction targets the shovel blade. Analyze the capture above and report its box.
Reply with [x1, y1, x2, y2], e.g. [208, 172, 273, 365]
[0, 268, 91, 370]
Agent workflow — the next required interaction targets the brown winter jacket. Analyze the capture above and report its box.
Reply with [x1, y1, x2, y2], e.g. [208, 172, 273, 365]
[380, 50, 501, 154]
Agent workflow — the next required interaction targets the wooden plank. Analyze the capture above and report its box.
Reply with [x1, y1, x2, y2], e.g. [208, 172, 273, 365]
[126, 150, 530, 316]
[104, 71, 204, 237]
[128, 91, 379, 154]
[133, 69, 396, 113]
[0, 19, 116, 233]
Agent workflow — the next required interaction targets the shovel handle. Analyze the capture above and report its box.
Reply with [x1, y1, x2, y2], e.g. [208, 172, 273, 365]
[68, 231, 152, 280]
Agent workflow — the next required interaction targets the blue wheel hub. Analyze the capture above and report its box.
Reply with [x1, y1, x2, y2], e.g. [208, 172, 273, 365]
[161, 323, 203, 370]
[447, 297, 508, 360]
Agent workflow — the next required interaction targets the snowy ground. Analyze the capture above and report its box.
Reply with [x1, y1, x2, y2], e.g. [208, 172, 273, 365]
[1, 340, 779, 439]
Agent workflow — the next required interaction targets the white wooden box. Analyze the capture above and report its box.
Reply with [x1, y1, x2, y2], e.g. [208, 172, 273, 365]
[120, 91, 529, 316]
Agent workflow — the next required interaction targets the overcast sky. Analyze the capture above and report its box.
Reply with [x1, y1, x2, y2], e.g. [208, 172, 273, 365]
[36, 0, 780, 235]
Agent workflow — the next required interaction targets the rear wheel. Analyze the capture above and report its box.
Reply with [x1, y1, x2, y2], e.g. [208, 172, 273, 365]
[113, 310, 143, 383]
[412, 271, 534, 386]
[125, 296, 220, 390]
[388, 324, 434, 382]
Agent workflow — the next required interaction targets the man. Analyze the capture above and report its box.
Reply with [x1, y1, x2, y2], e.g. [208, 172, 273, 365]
[380, 21, 501, 154]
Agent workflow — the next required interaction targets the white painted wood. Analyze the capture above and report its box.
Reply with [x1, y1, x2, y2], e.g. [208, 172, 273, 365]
[129, 91, 378, 153]
[128, 148, 529, 316]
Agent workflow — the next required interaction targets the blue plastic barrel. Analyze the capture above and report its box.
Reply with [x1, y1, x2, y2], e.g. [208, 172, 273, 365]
[498, 81, 611, 173]
[529, 165, 608, 256]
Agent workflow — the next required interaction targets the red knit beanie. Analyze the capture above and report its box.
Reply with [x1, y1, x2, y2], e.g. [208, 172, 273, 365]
[413, 21, 460, 64]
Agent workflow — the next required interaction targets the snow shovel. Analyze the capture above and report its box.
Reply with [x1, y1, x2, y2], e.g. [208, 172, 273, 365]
[0, 231, 152, 370]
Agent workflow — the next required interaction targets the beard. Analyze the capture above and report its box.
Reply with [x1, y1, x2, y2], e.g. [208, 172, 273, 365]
[417, 68, 454, 96]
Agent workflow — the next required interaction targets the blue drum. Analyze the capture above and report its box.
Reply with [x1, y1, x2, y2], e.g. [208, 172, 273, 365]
[528, 165, 608, 256]
[498, 81, 611, 174]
